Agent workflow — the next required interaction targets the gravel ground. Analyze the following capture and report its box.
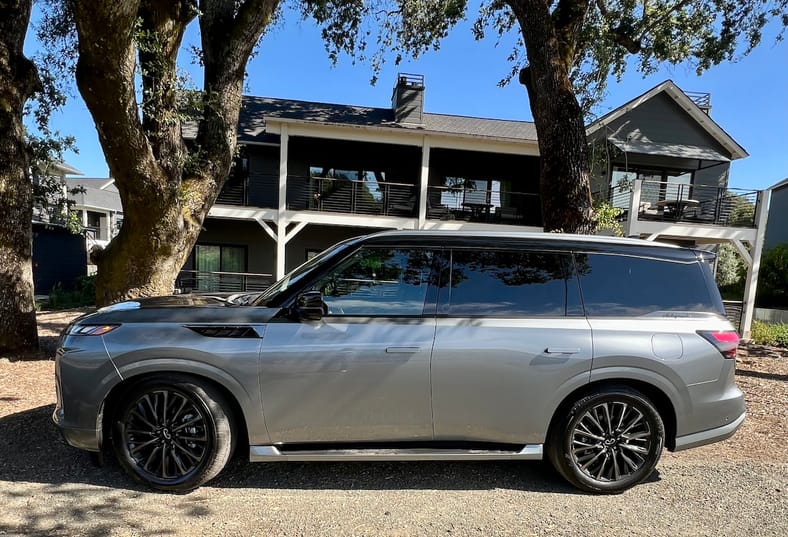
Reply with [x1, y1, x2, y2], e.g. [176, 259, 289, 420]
[0, 311, 786, 536]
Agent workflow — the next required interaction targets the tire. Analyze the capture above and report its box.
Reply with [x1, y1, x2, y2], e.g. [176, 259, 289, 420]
[547, 386, 664, 494]
[111, 375, 235, 492]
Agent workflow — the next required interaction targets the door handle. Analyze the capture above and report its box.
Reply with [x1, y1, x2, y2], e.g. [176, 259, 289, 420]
[545, 347, 581, 355]
[386, 346, 421, 353]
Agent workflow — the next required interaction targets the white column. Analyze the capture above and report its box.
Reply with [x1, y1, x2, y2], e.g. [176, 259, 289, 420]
[417, 137, 430, 229]
[740, 189, 771, 339]
[276, 125, 289, 280]
[626, 179, 643, 237]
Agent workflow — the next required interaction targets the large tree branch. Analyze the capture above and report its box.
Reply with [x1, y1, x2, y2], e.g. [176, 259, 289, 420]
[186, 0, 279, 216]
[71, 0, 165, 201]
[138, 0, 197, 177]
[551, 0, 592, 64]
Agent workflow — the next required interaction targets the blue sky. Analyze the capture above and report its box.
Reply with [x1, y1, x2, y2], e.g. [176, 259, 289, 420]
[27, 6, 787, 192]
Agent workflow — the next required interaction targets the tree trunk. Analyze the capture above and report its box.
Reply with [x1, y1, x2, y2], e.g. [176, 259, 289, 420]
[0, 0, 42, 353]
[71, 0, 278, 306]
[508, 0, 595, 234]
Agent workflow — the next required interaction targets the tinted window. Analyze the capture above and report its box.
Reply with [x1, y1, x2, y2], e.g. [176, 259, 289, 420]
[577, 253, 718, 316]
[443, 250, 574, 316]
[314, 248, 433, 316]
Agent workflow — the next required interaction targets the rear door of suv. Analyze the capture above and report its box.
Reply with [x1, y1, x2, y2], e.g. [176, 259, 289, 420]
[430, 247, 593, 445]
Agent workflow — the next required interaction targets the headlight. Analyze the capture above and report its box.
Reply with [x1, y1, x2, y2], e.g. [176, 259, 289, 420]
[69, 324, 120, 336]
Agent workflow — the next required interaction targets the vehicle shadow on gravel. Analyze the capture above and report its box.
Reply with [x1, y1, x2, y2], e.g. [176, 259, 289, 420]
[0, 404, 661, 496]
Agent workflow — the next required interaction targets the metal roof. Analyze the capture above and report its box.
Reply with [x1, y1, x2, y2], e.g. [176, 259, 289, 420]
[607, 138, 731, 162]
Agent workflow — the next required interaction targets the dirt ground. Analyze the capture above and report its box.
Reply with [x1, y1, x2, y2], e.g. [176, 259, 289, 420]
[0, 310, 786, 536]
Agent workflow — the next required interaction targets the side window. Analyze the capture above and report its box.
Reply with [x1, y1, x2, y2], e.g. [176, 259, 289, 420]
[442, 250, 574, 316]
[313, 248, 434, 316]
[576, 253, 718, 316]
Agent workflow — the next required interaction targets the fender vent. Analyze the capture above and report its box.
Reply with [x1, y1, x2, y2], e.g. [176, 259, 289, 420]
[185, 325, 260, 338]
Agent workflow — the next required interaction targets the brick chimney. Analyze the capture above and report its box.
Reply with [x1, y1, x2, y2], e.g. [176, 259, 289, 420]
[391, 73, 425, 125]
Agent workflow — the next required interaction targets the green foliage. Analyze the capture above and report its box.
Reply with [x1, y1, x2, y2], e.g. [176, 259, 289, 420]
[592, 198, 624, 236]
[750, 320, 788, 348]
[715, 244, 747, 294]
[757, 244, 788, 308]
[468, 1, 787, 115]
[47, 275, 96, 310]
[301, 0, 468, 84]
[727, 195, 755, 227]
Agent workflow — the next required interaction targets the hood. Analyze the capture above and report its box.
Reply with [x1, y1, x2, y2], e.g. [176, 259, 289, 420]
[73, 295, 281, 325]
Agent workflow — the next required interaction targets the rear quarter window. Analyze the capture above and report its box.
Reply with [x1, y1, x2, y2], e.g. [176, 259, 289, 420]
[576, 253, 722, 317]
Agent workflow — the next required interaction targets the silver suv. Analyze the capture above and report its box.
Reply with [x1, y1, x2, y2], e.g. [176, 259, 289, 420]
[54, 231, 745, 493]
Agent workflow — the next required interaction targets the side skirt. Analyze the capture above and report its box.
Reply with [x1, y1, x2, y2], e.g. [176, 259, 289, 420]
[249, 444, 543, 462]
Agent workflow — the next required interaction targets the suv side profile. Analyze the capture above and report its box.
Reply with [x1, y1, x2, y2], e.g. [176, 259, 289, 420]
[54, 231, 745, 493]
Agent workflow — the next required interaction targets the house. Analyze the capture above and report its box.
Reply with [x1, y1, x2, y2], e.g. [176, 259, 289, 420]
[182, 75, 768, 336]
[764, 178, 788, 249]
[31, 161, 87, 295]
[66, 177, 124, 272]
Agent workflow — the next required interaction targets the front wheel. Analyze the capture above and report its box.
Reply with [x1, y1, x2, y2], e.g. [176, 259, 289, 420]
[112, 375, 235, 492]
[548, 387, 665, 494]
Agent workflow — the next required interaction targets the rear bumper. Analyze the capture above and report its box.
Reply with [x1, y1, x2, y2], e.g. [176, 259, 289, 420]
[673, 411, 746, 451]
[52, 407, 101, 452]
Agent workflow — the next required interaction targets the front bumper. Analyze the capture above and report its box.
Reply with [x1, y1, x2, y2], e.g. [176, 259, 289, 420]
[52, 406, 101, 452]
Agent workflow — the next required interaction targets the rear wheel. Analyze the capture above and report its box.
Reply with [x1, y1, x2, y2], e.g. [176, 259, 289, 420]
[548, 387, 664, 493]
[112, 376, 235, 492]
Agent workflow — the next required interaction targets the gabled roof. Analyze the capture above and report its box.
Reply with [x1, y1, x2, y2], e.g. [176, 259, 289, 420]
[770, 177, 788, 192]
[183, 96, 538, 144]
[586, 80, 748, 160]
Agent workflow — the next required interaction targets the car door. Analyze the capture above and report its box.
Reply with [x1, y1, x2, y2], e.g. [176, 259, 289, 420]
[430, 248, 593, 445]
[259, 246, 438, 444]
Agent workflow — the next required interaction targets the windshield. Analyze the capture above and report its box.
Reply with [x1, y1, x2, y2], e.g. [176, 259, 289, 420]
[252, 237, 359, 306]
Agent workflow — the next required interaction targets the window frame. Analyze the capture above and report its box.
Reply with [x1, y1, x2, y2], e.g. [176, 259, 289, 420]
[307, 245, 441, 319]
[436, 247, 580, 318]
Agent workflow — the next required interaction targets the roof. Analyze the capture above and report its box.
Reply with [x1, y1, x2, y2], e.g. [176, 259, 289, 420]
[769, 178, 788, 192]
[45, 161, 83, 176]
[364, 229, 678, 248]
[66, 178, 123, 212]
[183, 96, 538, 144]
[587, 80, 748, 160]
[360, 230, 700, 262]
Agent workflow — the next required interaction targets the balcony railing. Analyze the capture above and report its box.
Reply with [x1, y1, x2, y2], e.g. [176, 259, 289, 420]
[287, 175, 418, 217]
[426, 185, 539, 225]
[598, 180, 759, 227]
[175, 270, 273, 293]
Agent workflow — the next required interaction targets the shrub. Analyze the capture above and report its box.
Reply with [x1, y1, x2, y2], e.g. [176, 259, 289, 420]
[750, 320, 788, 348]
[757, 245, 788, 308]
[47, 275, 96, 310]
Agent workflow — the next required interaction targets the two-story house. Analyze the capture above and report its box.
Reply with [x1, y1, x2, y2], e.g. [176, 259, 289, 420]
[181, 74, 769, 336]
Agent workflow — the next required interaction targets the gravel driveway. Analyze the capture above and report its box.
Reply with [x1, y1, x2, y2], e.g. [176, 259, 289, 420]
[0, 311, 786, 536]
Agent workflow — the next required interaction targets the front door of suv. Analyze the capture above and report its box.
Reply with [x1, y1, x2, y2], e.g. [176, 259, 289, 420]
[260, 246, 438, 444]
[431, 248, 593, 445]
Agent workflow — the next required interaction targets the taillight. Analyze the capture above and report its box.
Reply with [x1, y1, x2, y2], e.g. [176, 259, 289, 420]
[697, 330, 739, 359]
[69, 324, 120, 336]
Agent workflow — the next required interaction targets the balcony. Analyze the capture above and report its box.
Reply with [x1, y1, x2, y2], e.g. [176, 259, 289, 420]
[175, 270, 273, 293]
[287, 175, 418, 217]
[426, 185, 539, 226]
[601, 180, 759, 228]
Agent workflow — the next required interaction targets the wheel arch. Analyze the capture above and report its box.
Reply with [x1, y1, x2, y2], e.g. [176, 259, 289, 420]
[100, 363, 259, 453]
[546, 378, 678, 451]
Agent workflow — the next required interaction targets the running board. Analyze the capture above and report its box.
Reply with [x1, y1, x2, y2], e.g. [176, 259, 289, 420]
[249, 444, 543, 462]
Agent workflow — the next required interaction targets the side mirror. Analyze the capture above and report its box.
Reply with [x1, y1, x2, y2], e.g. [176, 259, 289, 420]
[295, 290, 325, 321]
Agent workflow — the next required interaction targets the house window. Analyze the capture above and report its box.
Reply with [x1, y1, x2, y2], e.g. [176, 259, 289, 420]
[309, 167, 386, 206]
[194, 244, 247, 291]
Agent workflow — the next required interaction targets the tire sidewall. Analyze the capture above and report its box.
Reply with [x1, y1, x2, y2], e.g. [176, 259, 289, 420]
[112, 376, 231, 492]
[557, 388, 665, 494]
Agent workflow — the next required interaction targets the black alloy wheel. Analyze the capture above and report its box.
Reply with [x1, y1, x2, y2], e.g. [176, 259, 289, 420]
[113, 376, 235, 492]
[548, 386, 665, 494]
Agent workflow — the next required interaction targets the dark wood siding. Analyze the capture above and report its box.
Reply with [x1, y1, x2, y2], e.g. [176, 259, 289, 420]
[247, 145, 280, 208]
[32, 223, 86, 294]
